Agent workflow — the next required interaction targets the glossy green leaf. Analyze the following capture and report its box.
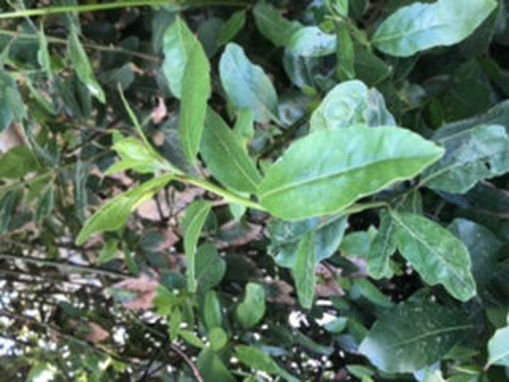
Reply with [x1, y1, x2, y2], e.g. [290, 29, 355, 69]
[422, 124, 509, 194]
[236, 282, 266, 328]
[0, 147, 38, 179]
[392, 212, 477, 301]
[287, 26, 337, 57]
[200, 109, 262, 194]
[76, 175, 173, 245]
[368, 210, 397, 279]
[487, 322, 509, 368]
[219, 43, 279, 123]
[0, 70, 26, 132]
[217, 10, 246, 46]
[259, 126, 444, 220]
[373, 0, 497, 57]
[162, 17, 195, 98]
[69, 31, 105, 103]
[293, 231, 317, 309]
[253, 1, 302, 47]
[209, 327, 228, 352]
[268, 214, 348, 268]
[195, 243, 226, 292]
[359, 297, 472, 373]
[182, 201, 212, 292]
[310, 80, 395, 131]
[179, 36, 211, 166]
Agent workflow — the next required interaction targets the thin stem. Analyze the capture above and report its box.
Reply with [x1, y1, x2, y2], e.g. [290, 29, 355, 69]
[0, 0, 250, 20]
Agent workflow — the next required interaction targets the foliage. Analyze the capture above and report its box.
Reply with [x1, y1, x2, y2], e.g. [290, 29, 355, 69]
[1, 0, 509, 380]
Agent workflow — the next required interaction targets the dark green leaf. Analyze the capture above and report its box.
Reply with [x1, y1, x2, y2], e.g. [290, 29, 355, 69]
[293, 231, 317, 309]
[217, 10, 246, 46]
[368, 210, 397, 279]
[0, 147, 38, 179]
[0, 70, 26, 132]
[195, 243, 226, 292]
[253, 1, 302, 47]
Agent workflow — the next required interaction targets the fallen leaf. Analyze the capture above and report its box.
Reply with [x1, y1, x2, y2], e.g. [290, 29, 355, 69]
[86, 322, 110, 343]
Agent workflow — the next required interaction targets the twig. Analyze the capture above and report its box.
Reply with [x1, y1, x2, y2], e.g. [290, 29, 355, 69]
[170, 344, 204, 382]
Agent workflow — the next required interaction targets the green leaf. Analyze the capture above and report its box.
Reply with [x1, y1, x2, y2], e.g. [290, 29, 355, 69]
[235, 345, 281, 375]
[368, 210, 397, 279]
[259, 126, 444, 220]
[253, 1, 302, 47]
[310, 80, 395, 131]
[217, 10, 246, 46]
[98, 239, 119, 264]
[197, 348, 235, 382]
[233, 109, 255, 148]
[293, 231, 317, 309]
[287, 26, 337, 57]
[0, 147, 38, 179]
[181, 330, 205, 348]
[219, 43, 279, 123]
[35, 184, 54, 223]
[268, 214, 348, 268]
[353, 44, 392, 86]
[106, 136, 173, 175]
[182, 201, 212, 293]
[236, 282, 266, 328]
[203, 291, 223, 330]
[391, 212, 477, 301]
[179, 36, 211, 167]
[336, 23, 355, 81]
[69, 30, 105, 103]
[0, 70, 26, 132]
[76, 175, 173, 245]
[209, 327, 228, 352]
[373, 0, 497, 57]
[421, 124, 509, 193]
[195, 243, 226, 292]
[487, 323, 509, 368]
[359, 297, 472, 373]
[200, 109, 262, 194]
[162, 17, 196, 98]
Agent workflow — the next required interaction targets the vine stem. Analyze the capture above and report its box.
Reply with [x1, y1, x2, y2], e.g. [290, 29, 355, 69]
[0, 0, 250, 20]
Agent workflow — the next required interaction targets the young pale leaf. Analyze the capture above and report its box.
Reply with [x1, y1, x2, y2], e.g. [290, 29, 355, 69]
[253, 1, 302, 47]
[236, 282, 266, 328]
[0, 70, 26, 132]
[179, 38, 211, 166]
[69, 31, 105, 103]
[293, 231, 317, 309]
[162, 17, 195, 98]
[310, 80, 395, 131]
[76, 175, 173, 245]
[287, 26, 337, 57]
[219, 43, 279, 123]
[200, 110, 262, 194]
[373, 0, 497, 57]
[259, 126, 444, 221]
[195, 244, 226, 292]
[182, 201, 212, 293]
[422, 124, 509, 194]
[217, 10, 246, 46]
[392, 212, 477, 301]
[368, 210, 397, 279]
[0, 147, 38, 179]
[359, 298, 472, 373]
[233, 108, 255, 148]
[487, 324, 509, 368]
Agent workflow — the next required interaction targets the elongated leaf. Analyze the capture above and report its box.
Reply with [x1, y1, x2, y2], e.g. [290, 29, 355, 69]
[236, 346, 299, 382]
[69, 31, 105, 103]
[183, 201, 212, 292]
[179, 38, 211, 166]
[217, 10, 246, 46]
[368, 210, 397, 279]
[253, 1, 302, 47]
[76, 175, 173, 245]
[195, 244, 226, 292]
[336, 23, 355, 81]
[359, 297, 472, 373]
[200, 109, 262, 193]
[422, 124, 509, 193]
[310, 80, 395, 131]
[259, 126, 444, 220]
[487, 323, 509, 367]
[373, 0, 497, 57]
[392, 212, 477, 301]
[162, 17, 195, 98]
[293, 231, 317, 309]
[236, 282, 266, 328]
[0, 70, 26, 132]
[203, 291, 223, 330]
[268, 214, 348, 268]
[219, 43, 279, 123]
[287, 26, 336, 57]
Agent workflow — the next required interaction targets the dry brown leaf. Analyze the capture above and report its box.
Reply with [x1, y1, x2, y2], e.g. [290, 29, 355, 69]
[111, 277, 160, 311]
[266, 279, 295, 305]
[86, 322, 110, 344]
